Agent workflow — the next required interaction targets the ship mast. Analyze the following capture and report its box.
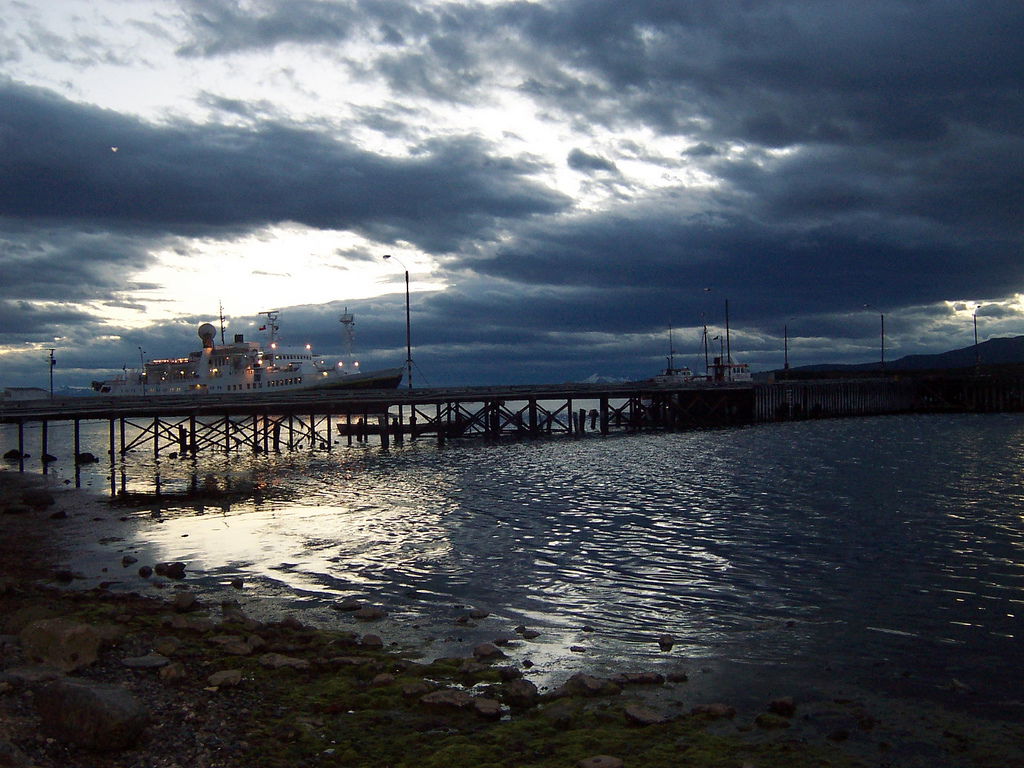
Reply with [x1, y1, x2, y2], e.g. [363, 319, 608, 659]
[259, 310, 280, 346]
[339, 308, 356, 364]
[218, 301, 226, 346]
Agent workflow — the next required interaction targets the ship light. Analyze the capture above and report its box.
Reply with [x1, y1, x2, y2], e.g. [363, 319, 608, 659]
[305, 344, 312, 350]
[270, 342, 277, 349]
[322, 371, 328, 376]
[354, 361, 360, 368]
[337, 362, 343, 368]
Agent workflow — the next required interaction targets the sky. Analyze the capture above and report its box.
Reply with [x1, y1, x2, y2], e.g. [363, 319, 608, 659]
[2, 0, 1022, 389]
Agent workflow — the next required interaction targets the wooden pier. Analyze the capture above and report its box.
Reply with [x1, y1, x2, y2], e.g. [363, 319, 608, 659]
[4, 371, 1024, 479]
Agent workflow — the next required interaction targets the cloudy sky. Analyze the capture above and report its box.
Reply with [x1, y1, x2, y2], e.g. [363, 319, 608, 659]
[2, 0, 1022, 389]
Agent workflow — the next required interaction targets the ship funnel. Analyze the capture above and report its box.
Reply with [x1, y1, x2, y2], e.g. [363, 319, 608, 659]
[198, 323, 217, 349]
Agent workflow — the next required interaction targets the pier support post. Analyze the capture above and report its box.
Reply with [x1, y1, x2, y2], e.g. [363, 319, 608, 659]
[17, 421, 25, 472]
[379, 414, 390, 450]
[153, 416, 160, 459]
[600, 397, 609, 435]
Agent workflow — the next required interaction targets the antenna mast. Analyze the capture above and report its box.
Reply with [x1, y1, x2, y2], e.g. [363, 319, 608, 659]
[259, 310, 280, 346]
[218, 301, 226, 346]
[339, 307, 355, 362]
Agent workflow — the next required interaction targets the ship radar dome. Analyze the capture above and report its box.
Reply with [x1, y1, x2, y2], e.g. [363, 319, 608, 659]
[198, 323, 217, 348]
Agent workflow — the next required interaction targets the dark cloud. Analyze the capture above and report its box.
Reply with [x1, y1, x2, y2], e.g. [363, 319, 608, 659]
[567, 149, 617, 174]
[0, 80, 569, 252]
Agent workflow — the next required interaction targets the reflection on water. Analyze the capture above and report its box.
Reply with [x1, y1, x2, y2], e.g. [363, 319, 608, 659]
[3, 413, 1023, 710]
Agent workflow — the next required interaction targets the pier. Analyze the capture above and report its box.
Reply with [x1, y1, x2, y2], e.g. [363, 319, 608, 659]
[4, 370, 1024, 486]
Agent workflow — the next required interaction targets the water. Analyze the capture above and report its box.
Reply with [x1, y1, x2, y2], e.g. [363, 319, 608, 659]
[4, 413, 1023, 728]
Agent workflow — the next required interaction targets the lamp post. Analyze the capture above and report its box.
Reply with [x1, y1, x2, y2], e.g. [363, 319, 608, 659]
[383, 254, 413, 389]
[139, 347, 147, 396]
[974, 304, 982, 369]
[47, 348, 55, 399]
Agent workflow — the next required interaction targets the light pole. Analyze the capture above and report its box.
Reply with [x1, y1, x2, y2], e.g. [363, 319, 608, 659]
[47, 348, 55, 399]
[974, 304, 982, 369]
[383, 254, 413, 389]
[139, 347, 147, 396]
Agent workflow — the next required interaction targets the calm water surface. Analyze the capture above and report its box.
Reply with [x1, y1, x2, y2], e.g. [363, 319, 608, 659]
[5, 412, 1023, 717]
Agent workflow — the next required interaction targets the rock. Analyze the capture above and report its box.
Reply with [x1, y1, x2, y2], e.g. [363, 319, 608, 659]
[473, 697, 503, 719]
[611, 672, 665, 686]
[691, 702, 736, 719]
[75, 452, 99, 464]
[370, 673, 395, 687]
[497, 665, 522, 681]
[121, 653, 169, 669]
[332, 597, 365, 612]
[420, 689, 474, 710]
[666, 671, 689, 683]
[578, 756, 624, 768]
[755, 712, 791, 729]
[570, 645, 587, 653]
[258, 653, 310, 670]
[229, 578, 244, 589]
[360, 634, 384, 649]
[657, 633, 674, 651]
[473, 642, 505, 660]
[171, 591, 198, 612]
[34, 678, 148, 751]
[553, 672, 621, 698]
[20, 618, 101, 672]
[499, 678, 539, 708]
[468, 608, 490, 619]
[121, 555, 138, 567]
[521, 628, 541, 639]
[624, 703, 667, 726]
[48, 509, 67, 519]
[158, 662, 186, 684]
[768, 696, 796, 717]
[539, 698, 579, 728]
[2, 449, 24, 461]
[138, 566, 153, 578]
[154, 562, 186, 579]
[208, 635, 257, 656]
[401, 680, 433, 697]
[153, 637, 181, 656]
[353, 606, 387, 621]
[208, 669, 243, 688]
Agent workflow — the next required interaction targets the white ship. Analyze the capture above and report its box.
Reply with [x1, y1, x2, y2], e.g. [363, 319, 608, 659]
[91, 310, 403, 397]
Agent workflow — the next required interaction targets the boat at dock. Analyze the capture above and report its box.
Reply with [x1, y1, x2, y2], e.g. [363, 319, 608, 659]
[91, 311, 403, 397]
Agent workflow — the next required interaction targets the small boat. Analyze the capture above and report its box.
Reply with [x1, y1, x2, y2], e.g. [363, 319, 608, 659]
[649, 326, 696, 384]
[91, 310, 403, 397]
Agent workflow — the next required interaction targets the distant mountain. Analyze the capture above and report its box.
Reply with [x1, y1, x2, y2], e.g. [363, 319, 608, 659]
[791, 335, 1024, 373]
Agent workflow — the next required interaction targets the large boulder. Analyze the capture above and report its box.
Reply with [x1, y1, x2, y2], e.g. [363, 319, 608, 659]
[19, 618, 101, 672]
[34, 678, 148, 751]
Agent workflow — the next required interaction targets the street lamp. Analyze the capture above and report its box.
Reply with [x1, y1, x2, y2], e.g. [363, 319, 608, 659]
[383, 254, 413, 389]
[139, 347, 147, 396]
[47, 348, 56, 399]
[974, 304, 983, 369]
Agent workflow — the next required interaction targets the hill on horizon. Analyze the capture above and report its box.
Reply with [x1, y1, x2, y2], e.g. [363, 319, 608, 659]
[790, 335, 1024, 373]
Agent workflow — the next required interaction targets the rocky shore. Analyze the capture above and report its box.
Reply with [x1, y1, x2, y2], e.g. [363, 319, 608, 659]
[1, 470, 1019, 767]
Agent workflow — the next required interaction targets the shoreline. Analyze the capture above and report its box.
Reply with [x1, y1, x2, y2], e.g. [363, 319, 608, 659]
[2, 470, 1021, 767]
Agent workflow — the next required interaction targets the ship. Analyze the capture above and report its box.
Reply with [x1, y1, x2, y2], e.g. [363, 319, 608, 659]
[91, 310, 404, 397]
